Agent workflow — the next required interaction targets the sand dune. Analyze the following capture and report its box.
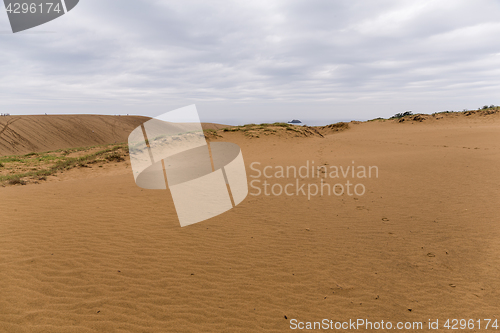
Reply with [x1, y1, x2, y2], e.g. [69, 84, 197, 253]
[0, 115, 231, 157]
[0, 111, 499, 332]
[0, 115, 150, 156]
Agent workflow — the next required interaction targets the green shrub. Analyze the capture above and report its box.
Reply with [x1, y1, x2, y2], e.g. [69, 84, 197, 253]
[8, 178, 26, 185]
[106, 153, 124, 162]
[272, 122, 291, 127]
[390, 111, 413, 119]
[223, 127, 239, 132]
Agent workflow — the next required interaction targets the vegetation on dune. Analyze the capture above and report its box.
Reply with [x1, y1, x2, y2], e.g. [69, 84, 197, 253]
[322, 122, 349, 130]
[389, 105, 499, 121]
[7, 178, 26, 186]
[432, 110, 455, 115]
[216, 122, 307, 137]
[105, 152, 125, 162]
[390, 111, 414, 119]
[0, 143, 128, 186]
[219, 122, 293, 132]
[205, 121, 349, 139]
[432, 105, 498, 115]
[271, 122, 293, 127]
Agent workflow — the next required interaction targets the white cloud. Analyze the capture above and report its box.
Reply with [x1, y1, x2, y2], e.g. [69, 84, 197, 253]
[0, 0, 499, 123]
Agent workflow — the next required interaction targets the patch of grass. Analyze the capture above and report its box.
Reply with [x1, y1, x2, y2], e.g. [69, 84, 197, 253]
[216, 122, 349, 138]
[432, 110, 456, 115]
[203, 128, 223, 139]
[0, 156, 22, 163]
[203, 129, 217, 134]
[223, 127, 241, 132]
[272, 122, 291, 128]
[220, 123, 298, 133]
[286, 126, 300, 132]
[7, 178, 26, 185]
[324, 122, 349, 129]
[106, 152, 125, 162]
[0, 144, 127, 184]
[37, 155, 60, 161]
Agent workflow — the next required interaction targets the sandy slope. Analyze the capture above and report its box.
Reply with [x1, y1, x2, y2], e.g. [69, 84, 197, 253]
[0, 115, 230, 157]
[0, 115, 150, 156]
[0, 112, 499, 332]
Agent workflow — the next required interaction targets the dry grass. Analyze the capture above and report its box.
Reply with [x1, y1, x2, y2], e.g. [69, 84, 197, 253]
[0, 143, 128, 186]
[205, 122, 349, 139]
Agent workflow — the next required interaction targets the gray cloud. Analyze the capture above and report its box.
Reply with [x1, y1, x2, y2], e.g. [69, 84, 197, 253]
[0, 0, 499, 124]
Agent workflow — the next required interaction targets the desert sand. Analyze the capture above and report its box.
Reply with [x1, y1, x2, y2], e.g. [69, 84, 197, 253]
[1, 111, 499, 332]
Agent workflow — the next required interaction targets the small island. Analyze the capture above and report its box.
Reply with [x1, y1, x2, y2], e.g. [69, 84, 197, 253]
[288, 119, 302, 124]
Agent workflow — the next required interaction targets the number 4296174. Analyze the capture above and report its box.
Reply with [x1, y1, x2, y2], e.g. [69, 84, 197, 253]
[5, 3, 62, 14]
[444, 319, 498, 330]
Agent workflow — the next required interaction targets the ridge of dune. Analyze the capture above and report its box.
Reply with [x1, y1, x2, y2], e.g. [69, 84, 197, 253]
[0, 115, 150, 156]
[0, 115, 232, 156]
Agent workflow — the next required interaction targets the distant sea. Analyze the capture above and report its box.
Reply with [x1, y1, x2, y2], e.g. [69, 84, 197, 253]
[221, 119, 358, 127]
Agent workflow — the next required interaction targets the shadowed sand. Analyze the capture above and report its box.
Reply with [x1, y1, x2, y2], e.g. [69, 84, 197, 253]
[0, 112, 499, 332]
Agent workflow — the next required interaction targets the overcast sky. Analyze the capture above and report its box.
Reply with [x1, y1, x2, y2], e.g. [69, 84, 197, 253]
[1, 0, 499, 124]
